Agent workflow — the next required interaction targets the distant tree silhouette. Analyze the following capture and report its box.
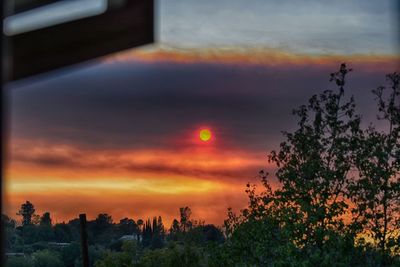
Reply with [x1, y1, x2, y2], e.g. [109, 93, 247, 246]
[117, 218, 138, 236]
[169, 219, 181, 241]
[151, 216, 165, 249]
[179, 207, 193, 232]
[137, 219, 144, 231]
[17, 201, 36, 226]
[38, 212, 54, 241]
[40, 212, 52, 227]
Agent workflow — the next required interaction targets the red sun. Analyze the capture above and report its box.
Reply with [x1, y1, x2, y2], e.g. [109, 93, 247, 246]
[199, 129, 212, 142]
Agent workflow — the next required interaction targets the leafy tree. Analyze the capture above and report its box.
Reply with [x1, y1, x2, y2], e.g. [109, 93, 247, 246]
[39, 213, 52, 227]
[3, 214, 17, 251]
[94, 250, 133, 267]
[60, 242, 81, 267]
[94, 241, 139, 267]
[20, 224, 40, 244]
[93, 214, 113, 233]
[17, 201, 36, 226]
[142, 219, 153, 247]
[179, 207, 193, 232]
[32, 249, 65, 267]
[268, 63, 360, 250]
[219, 65, 400, 266]
[350, 72, 400, 260]
[6, 257, 34, 267]
[90, 214, 115, 245]
[168, 219, 181, 241]
[53, 223, 73, 243]
[137, 242, 205, 267]
[66, 218, 81, 241]
[151, 216, 166, 249]
[37, 212, 54, 242]
[3, 214, 16, 228]
[183, 224, 224, 246]
[118, 218, 138, 236]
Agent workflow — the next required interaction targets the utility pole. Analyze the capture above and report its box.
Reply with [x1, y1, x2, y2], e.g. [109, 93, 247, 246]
[79, 214, 90, 267]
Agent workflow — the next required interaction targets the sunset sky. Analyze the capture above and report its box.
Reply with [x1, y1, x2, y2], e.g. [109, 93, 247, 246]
[4, 0, 399, 226]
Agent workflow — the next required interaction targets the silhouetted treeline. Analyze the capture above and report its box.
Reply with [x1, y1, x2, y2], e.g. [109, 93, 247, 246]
[3, 65, 400, 267]
[3, 203, 224, 267]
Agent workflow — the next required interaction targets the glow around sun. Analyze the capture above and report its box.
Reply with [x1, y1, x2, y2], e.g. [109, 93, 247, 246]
[199, 129, 212, 142]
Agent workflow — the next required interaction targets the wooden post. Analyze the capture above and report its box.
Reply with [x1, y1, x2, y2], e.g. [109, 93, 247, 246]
[79, 214, 90, 267]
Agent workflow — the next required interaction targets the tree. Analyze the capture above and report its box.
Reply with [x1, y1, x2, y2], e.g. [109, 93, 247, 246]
[168, 219, 181, 241]
[118, 218, 138, 236]
[3, 214, 17, 249]
[179, 207, 192, 232]
[90, 214, 115, 244]
[60, 242, 81, 267]
[40, 212, 52, 227]
[268, 63, 360, 250]
[94, 241, 139, 267]
[217, 64, 399, 266]
[6, 257, 34, 267]
[350, 72, 400, 259]
[137, 219, 144, 232]
[32, 250, 65, 267]
[53, 223, 73, 243]
[137, 219, 144, 241]
[142, 218, 153, 247]
[94, 214, 113, 230]
[150, 216, 165, 249]
[17, 201, 36, 226]
[38, 212, 54, 241]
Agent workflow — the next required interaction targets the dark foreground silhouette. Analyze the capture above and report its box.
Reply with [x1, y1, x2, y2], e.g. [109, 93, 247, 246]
[3, 65, 400, 267]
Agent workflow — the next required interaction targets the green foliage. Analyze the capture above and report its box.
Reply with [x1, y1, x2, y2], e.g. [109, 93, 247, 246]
[94, 250, 133, 267]
[137, 243, 206, 267]
[53, 223, 73, 243]
[40, 213, 52, 227]
[32, 250, 64, 267]
[118, 218, 139, 236]
[219, 65, 400, 266]
[268, 64, 359, 249]
[94, 241, 139, 267]
[179, 207, 193, 232]
[60, 242, 81, 267]
[6, 257, 34, 267]
[350, 72, 400, 259]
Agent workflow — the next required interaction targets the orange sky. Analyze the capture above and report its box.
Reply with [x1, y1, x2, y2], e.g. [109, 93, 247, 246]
[105, 46, 400, 73]
[4, 126, 269, 226]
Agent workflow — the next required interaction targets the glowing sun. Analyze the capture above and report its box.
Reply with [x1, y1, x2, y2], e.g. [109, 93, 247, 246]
[199, 129, 212, 142]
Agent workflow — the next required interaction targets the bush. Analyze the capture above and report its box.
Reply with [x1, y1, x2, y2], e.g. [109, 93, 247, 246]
[6, 257, 34, 267]
[32, 250, 64, 267]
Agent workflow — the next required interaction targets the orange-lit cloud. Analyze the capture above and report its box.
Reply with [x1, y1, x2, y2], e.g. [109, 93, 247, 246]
[104, 46, 400, 73]
[4, 137, 269, 225]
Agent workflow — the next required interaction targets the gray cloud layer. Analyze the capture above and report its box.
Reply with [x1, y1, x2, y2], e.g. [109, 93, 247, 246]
[8, 60, 392, 153]
[159, 0, 399, 54]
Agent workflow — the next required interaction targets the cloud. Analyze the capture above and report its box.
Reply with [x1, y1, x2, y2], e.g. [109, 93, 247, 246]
[5, 48, 399, 225]
[159, 0, 399, 55]
[8, 139, 268, 183]
[8, 50, 398, 153]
